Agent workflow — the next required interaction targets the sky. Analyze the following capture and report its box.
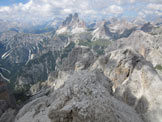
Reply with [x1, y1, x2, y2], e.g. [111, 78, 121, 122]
[0, 0, 162, 24]
[0, 0, 29, 6]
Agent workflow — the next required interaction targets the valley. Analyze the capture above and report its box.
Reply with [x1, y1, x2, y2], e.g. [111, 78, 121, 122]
[1, 13, 162, 122]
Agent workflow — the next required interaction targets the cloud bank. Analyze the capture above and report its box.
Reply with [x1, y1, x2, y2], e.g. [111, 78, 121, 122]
[0, 0, 162, 24]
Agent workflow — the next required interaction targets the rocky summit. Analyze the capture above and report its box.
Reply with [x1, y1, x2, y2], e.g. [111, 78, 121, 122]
[56, 13, 87, 34]
[1, 10, 162, 122]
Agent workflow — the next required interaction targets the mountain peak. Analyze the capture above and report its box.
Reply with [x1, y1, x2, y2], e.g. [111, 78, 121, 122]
[92, 21, 112, 40]
[74, 13, 79, 18]
[56, 13, 86, 34]
[62, 14, 73, 26]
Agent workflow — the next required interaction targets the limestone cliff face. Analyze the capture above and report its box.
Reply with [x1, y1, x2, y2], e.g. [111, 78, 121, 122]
[91, 48, 162, 122]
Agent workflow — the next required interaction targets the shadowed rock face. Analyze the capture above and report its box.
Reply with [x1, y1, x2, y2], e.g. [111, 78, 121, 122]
[60, 47, 96, 71]
[141, 22, 154, 32]
[62, 13, 79, 27]
[0, 79, 16, 122]
[0, 79, 16, 108]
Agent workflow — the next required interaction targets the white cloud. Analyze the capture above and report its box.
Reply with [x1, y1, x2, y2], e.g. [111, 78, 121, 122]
[138, 2, 162, 19]
[109, 5, 123, 14]
[0, 6, 11, 12]
[63, 8, 72, 14]
[147, 3, 162, 11]
[0, 0, 111, 23]
[0, 0, 162, 24]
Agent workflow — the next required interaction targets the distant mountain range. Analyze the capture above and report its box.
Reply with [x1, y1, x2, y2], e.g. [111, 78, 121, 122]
[1, 13, 162, 122]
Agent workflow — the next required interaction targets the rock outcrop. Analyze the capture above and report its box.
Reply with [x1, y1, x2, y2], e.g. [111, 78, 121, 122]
[15, 70, 143, 122]
[91, 48, 162, 122]
[60, 47, 96, 71]
[106, 30, 162, 67]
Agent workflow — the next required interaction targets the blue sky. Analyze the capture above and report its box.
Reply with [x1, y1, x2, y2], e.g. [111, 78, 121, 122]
[0, 0, 29, 6]
[0, 0, 162, 24]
